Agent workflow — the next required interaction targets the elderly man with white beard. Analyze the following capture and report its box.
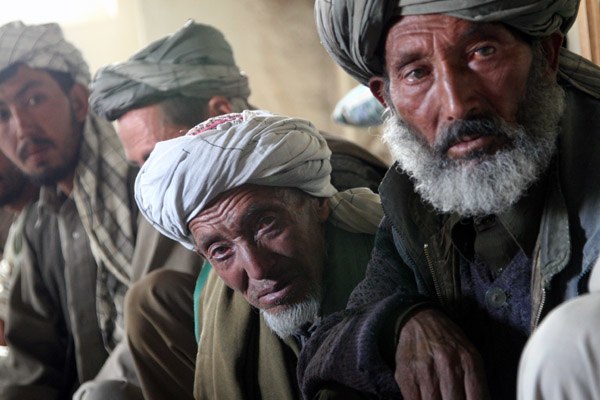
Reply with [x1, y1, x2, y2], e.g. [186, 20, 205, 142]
[135, 110, 383, 399]
[297, 1, 600, 400]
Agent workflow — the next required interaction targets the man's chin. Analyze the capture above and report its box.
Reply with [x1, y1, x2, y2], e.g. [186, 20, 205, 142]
[27, 164, 74, 186]
[260, 303, 293, 317]
[260, 297, 320, 339]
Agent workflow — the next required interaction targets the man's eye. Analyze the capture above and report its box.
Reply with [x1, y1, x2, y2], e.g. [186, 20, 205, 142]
[257, 216, 276, 231]
[404, 67, 428, 82]
[26, 94, 46, 107]
[208, 244, 232, 261]
[474, 46, 496, 57]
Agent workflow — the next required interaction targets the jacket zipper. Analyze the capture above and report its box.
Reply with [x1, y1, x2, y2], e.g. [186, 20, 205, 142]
[533, 288, 546, 329]
[424, 243, 443, 302]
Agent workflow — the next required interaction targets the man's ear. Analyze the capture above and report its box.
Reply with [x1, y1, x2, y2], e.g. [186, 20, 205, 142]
[368, 76, 388, 107]
[207, 96, 233, 117]
[69, 83, 89, 122]
[541, 32, 564, 79]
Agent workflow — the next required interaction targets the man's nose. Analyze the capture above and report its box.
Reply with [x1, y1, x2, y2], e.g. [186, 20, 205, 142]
[12, 106, 36, 140]
[240, 244, 276, 281]
[436, 63, 481, 122]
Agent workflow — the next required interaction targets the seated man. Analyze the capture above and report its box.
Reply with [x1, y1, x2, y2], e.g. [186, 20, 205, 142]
[134, 110, 383, 399]
[298, 0, 600, 399]
[90, 21, 388, 400]
[0, 21, 140, 399]
[0, 21, 197, 399]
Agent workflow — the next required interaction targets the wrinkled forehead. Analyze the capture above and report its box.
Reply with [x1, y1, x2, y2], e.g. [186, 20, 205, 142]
[379, 15, 532, 71]
[225, 184, 305, 211]
[187, 186, 305, 248]
[385, 15, 524, 47]
[191, 185, 281, 223]
[191, 185, 309, 228]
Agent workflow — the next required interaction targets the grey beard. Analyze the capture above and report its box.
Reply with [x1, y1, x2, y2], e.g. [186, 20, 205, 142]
[382, 47, 566, 217]
[260, 293, 321, 339]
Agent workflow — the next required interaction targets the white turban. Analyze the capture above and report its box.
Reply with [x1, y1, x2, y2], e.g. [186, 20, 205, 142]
[0, 21, 90, 85]
[136, 110, 342, 249]
[136, 110, 382, 249]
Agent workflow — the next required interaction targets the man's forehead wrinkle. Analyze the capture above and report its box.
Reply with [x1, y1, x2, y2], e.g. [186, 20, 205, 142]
[193, 208, 235, 251]
[194, 203, 265, 253]
[391, 19, 500, 45]
[196, 198, 238, 227]
[194, 188, 290, 234]
[387, 20, 513, 74]
[196, 191, 252, 229]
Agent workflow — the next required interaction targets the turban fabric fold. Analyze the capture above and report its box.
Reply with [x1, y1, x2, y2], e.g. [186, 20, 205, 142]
[135, 110, 382, 249]
[90, 20, 250, 120]
[0, 21, 90, 84]
[315, 0, 600, 101]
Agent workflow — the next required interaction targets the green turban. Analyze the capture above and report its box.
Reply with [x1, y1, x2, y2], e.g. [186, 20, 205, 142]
[90, 20, 250, 120]
[315, 0, 600, 100]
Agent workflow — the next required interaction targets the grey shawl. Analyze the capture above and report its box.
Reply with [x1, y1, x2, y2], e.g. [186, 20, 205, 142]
[73, 114, 138, 348]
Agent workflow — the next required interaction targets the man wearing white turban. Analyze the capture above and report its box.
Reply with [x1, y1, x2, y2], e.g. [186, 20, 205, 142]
[135, 109, 383, 399]
[89, 20, 388, 400]
[297, 1, 600, 399]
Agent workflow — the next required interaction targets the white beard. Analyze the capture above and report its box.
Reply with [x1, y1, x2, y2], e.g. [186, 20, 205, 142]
[382, 48, 566, 217]
[261, 294, 320, 339]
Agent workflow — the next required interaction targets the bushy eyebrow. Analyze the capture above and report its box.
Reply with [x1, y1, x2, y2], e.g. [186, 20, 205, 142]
[0, 80, 44, 106]
[392, 23, 509, 72]
[16, 80, 44, 97]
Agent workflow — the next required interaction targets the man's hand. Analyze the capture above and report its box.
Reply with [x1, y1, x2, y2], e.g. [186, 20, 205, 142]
[395, 308, 490, 400]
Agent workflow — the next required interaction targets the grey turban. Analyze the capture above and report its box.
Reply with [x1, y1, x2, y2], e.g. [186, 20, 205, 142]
[0, 21, 90, 85]
[315, 0, 600, 100]
[135, 110, 382, 249]
[90, 20, 250, 120]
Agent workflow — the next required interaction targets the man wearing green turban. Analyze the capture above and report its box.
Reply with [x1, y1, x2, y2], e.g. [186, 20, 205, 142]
[298, 1, 600, 399]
